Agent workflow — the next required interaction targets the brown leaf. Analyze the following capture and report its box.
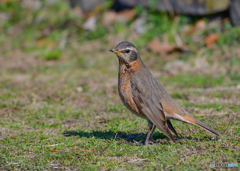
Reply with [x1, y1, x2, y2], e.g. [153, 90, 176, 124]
[195, 19, 206, 30]
[147, 38, 188, 54]
[204, 33, 219, 48]
[102, 9, 136, 27]
[187, 19, 206, 35]
[117, 9, 136, 21]
[147, 38, 175, 54]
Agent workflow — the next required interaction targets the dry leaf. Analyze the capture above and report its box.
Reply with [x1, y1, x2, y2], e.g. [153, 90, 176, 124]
[83, 16, 96, 31]
[195, 19, 206, 30]
[187, 19, 206, 35]
[117, 9, 136, 21]
[204, 33, 219, 48]
[147, 38, 188, 54]
[147, 38, 175, 54]
[102, 9, 136, 27]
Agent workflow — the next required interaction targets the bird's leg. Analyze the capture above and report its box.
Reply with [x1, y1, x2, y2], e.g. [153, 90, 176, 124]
[145, 126, 152, 145]
[149, 125, 156, 141]
[145, 120, 154, 145]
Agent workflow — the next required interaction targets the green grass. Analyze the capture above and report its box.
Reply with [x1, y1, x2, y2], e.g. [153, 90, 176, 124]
[0, 0, 240, 170]
[0, 103, 239, 170]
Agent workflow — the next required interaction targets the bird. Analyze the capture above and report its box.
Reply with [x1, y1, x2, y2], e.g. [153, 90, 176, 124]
[109, 41, 220, 145]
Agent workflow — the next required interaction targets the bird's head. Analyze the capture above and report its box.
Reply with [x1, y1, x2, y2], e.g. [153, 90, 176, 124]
[109, 41, 140, 68]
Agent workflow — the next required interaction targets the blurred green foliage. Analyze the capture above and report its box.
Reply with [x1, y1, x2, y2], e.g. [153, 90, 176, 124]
[1, 0, 240, 55]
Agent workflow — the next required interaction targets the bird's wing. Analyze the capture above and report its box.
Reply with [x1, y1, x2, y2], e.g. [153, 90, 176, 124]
[130, 72, 175, 142]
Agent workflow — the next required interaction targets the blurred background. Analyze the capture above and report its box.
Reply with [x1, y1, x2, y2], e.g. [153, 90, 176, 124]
[0, 0, 240, 170]
[0, 0, 240, 95]
[0, 0, 240, 81]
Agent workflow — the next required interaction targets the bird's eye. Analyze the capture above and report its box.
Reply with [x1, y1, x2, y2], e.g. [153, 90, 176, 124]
[126, 49, 130, 53]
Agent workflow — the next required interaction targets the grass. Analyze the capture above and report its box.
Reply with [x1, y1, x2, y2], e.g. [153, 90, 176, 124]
[0, 1, 240, 170]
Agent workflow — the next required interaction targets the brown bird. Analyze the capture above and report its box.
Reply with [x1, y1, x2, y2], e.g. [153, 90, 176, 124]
[110, 41, 220, 145]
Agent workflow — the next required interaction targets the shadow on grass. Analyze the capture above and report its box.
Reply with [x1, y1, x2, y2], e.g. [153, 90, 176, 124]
[63, 130, 216, 145]
[63, 130, 150, 144]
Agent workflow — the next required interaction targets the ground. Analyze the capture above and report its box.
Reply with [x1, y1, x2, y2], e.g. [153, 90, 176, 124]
[0, 1, 239, 170]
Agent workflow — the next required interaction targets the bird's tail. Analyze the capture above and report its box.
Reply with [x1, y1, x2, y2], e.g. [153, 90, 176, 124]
[193, 119, 220, 136]
[182, 114, 220, 136]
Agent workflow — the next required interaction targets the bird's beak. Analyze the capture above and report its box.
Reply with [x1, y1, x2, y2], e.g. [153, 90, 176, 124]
[109, 49, 121, 54]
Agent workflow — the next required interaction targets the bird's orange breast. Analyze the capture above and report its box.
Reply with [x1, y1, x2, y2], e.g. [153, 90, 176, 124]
[118, 60, 146, 119]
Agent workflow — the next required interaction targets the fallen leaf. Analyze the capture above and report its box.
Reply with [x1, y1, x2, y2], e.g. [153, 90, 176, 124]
[147, 38, 188, 54]
[147, 38, 175, 54]
[116, 9, 136, 22]
[102, 9, 136, 27]
[83, 16, 97, 31]
[204, 33, 219, 48]
[187, 19, 206, 35]
[195, 19, 206, 30]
